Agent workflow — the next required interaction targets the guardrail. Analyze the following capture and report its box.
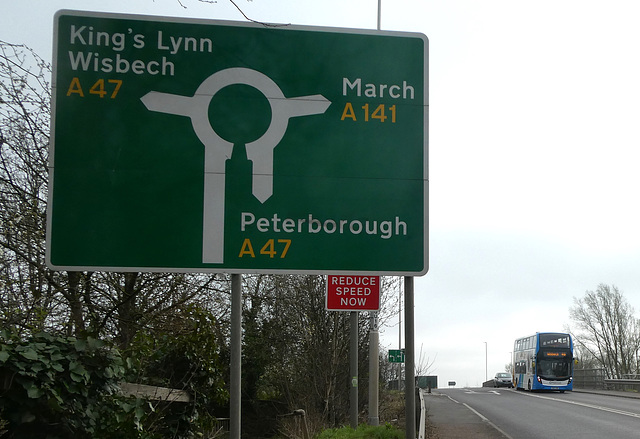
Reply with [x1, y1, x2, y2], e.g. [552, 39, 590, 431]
[573, 368, 606, 389]
[418, 389, 426, 439]
[603, 379, 640, 392]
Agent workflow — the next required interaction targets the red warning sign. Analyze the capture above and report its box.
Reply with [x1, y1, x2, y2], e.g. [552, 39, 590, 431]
[326, 275, 380, 311]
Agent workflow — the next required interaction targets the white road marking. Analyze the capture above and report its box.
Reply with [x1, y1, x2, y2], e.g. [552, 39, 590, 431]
[516, 391, 640, 419]
[462, 403, 515, 439]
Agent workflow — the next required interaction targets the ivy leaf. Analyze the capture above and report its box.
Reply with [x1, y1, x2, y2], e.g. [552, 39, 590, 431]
[74, 339, 87, 352]
[86, 337, 105, 350]
[47, 388, 63, 406]
[26, 384, 44, 399]
[18, 347, 38, 361]
[50, 352, 65, 362]
[69, 361, 88, 375]
[69, 361, 89, 383]
[70, 372, 84, 383]
[30, 362, 45, 373]
[0, 349, 9, 363]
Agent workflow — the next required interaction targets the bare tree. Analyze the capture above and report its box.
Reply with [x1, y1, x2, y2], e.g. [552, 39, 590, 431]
[191, 0, 288, 27]
[414, 343, 436, 377]
[570, 284, 640, 378]
[0, 41, 229, 345]
[0, 40, 63, 334]
[570, 338, 601, 370]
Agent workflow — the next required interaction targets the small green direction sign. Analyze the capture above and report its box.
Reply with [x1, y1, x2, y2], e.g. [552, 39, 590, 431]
[47, 10, 428, 275]
[389, 349, 405, 363]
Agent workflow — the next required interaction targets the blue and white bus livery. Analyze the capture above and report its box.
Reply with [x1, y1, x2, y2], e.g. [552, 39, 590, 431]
[513, 332, 573, 392]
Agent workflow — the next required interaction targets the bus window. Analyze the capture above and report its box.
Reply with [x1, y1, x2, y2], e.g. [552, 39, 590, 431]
[540, 333, 570, 348]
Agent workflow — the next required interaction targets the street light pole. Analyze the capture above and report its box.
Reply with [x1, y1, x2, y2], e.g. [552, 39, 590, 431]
[484, 342, 488, 383]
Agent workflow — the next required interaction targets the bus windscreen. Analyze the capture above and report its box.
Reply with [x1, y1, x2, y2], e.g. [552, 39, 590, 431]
[537, 356, 571, 379]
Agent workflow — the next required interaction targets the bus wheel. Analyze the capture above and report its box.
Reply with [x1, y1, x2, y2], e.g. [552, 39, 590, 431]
[527, 379, 532, 391]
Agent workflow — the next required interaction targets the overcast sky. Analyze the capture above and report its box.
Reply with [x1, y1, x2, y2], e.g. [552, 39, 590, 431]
[3, 0, 640, 388]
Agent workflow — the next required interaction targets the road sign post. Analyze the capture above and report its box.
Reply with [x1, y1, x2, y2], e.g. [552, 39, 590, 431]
[48, 10, 428, 275]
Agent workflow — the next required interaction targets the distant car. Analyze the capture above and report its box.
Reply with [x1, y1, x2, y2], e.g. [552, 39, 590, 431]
[494, 372, 513, 388]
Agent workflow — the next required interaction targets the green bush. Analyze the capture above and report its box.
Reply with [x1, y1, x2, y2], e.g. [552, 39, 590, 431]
[0, 330, 149, 438]
[316, 423, 404, 439]
[0, 306, 229, 439]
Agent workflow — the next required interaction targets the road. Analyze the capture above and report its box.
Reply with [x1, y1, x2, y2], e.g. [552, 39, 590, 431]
[426, 388, 640, 439]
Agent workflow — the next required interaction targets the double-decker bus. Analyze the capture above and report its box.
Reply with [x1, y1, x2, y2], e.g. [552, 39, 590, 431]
[513, 332, 573, 392]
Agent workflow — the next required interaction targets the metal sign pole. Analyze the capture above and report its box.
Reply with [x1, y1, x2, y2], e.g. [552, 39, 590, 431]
[230, 274, 242, 439]
[404, 276, 416, 438]
[398, 280, 402, 390]
[368, 2, 382, 427]
[350, 311, 359, 429]
[368, 312, 379, 425]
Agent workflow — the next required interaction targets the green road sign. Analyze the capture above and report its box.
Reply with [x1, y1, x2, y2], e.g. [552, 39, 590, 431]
[47, 10, 428, 275]
[389, 349, 405, 363]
